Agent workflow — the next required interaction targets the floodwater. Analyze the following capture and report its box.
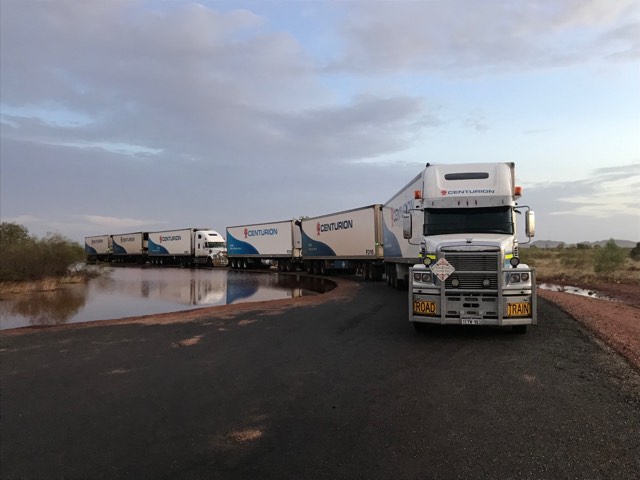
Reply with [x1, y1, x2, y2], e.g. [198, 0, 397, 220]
[0, 267, 335, 331]
[538, 283, 614, 301]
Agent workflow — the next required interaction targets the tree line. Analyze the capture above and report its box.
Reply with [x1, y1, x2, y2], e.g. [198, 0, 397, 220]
[0, 223, 85, 282]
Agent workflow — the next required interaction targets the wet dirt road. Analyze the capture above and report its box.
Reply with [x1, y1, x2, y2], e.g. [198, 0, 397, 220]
[1, 280, 639, 480]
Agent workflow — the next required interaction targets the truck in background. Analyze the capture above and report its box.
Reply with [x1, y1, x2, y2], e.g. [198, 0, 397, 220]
[382, 173, 424, 288]
[226, 220, 303, 271]
[112, 232, 148, 264]
[397, 162, 536, 333]
[148, 228, 228, 267]
[299, 205, 384, 280]
[85, 235, 112, 263]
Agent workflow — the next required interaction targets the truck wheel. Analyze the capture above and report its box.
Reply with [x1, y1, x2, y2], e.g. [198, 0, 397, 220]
[206, 257, 213, 267]
[242, 259, 249, 269]
[512, 325, 527, 334]
[319, 262, 326, 275]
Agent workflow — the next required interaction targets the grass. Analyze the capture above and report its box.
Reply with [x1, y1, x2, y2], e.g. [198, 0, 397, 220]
[0, 274, 90, 296]
[520, 246, 640, 285]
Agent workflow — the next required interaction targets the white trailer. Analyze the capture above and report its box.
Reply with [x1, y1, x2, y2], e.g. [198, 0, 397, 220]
[226, 220, 302, 271]
[382, 173, 424, 288]
[300, 204, 384, 279]
[148, 228, 227, 267]
[111, 232, 148, 264]
[84, 235, 112, 263]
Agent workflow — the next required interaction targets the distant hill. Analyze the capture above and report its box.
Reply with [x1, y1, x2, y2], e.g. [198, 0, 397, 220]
[526, 239, 637, 249]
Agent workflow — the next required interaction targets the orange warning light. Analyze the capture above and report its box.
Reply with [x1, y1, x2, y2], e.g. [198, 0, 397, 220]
[414, 190, 422, 199]
[514, 186, 522, 197]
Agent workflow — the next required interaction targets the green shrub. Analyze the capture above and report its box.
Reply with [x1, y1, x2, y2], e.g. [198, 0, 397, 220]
[594, 239, 627, 276]
[630, 242, 640, 260]
[0, 223, 85, 282]
[561, 248, 590, 270]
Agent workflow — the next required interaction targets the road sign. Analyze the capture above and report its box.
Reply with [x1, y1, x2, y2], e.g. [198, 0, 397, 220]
[430, 258, 455, 281]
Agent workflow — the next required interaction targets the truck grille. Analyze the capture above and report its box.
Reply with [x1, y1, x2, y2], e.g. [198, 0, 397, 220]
[441, 252, 499, 291]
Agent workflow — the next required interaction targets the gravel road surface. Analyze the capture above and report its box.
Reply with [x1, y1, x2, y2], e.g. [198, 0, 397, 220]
[1, 279, 639, 480]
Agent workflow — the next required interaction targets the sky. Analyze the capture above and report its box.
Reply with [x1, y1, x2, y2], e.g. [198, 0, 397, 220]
[1, 0, 639, 245]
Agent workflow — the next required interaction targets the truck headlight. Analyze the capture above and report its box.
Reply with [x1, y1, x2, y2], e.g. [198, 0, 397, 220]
[507, 272, 531, 284]
[413, 272, 433, 283]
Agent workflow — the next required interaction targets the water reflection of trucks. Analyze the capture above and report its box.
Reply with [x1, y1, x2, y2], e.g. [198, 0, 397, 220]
[390, 162, 537, 333]
[144, 273, 227, 306]
[227, 205, 385, 279]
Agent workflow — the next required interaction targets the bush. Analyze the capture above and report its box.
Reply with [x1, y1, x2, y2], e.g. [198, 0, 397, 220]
[630, 242, 640, 260]
[594, 239, 627, 276]
[0, 223, 85, 282]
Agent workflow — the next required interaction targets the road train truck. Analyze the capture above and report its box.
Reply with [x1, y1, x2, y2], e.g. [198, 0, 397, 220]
[111, 232, 148, 264]
[226, 220, 303, 271]
[147, 228, 228, 267]
[300, 205, 384, 279]
[85, 235, 112, 263]
[389, 162, 537, 333]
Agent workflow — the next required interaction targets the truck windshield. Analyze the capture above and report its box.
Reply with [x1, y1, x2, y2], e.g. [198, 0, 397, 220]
[423, 206, 514, 236]
[205, 241, 226, 248]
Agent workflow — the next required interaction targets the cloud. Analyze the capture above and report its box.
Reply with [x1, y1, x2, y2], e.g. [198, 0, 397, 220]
[330, 0, 639, 74]
[75, 215, 168, 230]
[0, 1, 437, 170]
[529, 162, 639, 216]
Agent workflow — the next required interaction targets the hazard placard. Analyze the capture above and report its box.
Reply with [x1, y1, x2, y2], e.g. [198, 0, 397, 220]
[430, 258, 455, 281]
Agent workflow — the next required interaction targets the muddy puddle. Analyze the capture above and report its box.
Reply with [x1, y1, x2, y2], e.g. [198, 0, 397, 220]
[538, 283, 614, 301]
[0, 268, 334, 330]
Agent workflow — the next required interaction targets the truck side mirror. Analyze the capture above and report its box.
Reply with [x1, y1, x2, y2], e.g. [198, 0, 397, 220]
[526, 210, 536, 238]
[402, 213, 412, 239]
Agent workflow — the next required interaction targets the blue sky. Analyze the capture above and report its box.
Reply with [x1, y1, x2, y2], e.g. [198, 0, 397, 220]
[1, 0, 638, 244]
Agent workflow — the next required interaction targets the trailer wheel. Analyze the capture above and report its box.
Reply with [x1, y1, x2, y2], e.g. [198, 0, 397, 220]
[390, 268, 398, 288]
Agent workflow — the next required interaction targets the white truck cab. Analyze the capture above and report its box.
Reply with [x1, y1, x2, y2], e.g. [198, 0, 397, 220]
[404, 162, 536, 333]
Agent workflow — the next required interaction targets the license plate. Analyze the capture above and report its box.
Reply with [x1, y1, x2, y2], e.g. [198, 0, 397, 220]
[413, 300, 437, 315]
[507, 302, 531, 317]
[461, 318, 481, 325]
